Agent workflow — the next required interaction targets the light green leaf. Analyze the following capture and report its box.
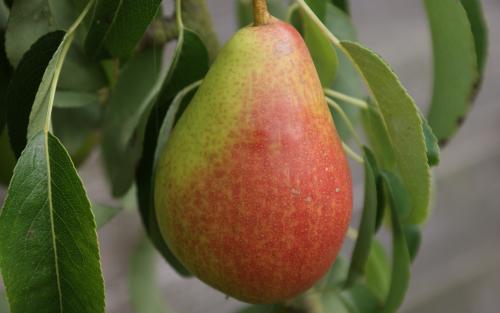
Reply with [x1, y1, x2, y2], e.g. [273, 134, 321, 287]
[102, 48, 163, 197]
[330, 0, 349, 14]
[340, 284, 381, 313]
[0, 132, 104, 313]
[130, 238, 169, 313]
[424, 0, 478, 144]
[342, 41, 430, 224]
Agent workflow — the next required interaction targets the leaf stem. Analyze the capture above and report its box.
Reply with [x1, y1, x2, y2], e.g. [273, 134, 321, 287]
[325, 97, 363, 147]
[252, 0, 271, 25]
[342, 142, 364, 164]
[324, 88, 368, 110]
[44, 0, 95, 132]
[176, 0, 184, 29]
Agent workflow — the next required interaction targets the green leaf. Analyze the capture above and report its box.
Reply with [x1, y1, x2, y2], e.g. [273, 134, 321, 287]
[52, 105, 100, 166]
[320, 292, 350, 313]
[4, 0, 55, 66]
[84, 0, 123, 58]
[0, 1, 8, 29]
[365, 240, 390, 301]
[380, 171, 411, 313]
[305, 0, 326, 19]
[379, 171, 411, 222]
[424, 0, 478, 144]
[460, 0, 488, 76]
[421, 114, 440, 166]
[324, 4, 363, 140]
[0, 132, 104, 313]
[57, 44, 107, 92]
[236, 0, 288, 27]
[6, 31, 64, 157]
[102, 48, 163, 197]
[136, 27, 209, 277]
[303, 9, 338, 87]
[92, 203, 121, 228]
[330, 0, 349, 14]
[104, 0, 162, 58]
[342, 41, 431, 224]
[317, 256, 349, 290]
[129, 238, 168, 313]
[54, 91, 100, 108]
[345, 147, 377, 287]
[340, 284, 381, 313]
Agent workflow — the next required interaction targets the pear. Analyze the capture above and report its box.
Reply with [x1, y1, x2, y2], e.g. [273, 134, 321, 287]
[155, 6, 352, 304]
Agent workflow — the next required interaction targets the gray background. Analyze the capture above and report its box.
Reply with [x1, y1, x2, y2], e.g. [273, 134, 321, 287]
[2, 1, 500, 312]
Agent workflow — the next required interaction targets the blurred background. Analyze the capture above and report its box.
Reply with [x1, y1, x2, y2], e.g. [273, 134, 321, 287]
[1, 0, 500, 312]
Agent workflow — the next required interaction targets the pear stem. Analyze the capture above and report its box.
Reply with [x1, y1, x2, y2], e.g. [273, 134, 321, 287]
[253, 0, 271, 25]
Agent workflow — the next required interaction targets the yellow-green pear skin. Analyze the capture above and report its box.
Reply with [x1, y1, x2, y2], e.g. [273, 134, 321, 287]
[155, 18, 352, 303]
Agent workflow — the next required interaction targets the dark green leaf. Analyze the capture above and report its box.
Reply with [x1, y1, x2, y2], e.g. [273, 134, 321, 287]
[404, 225, 421, 263]
[102, 48, 163, 196]
[345, 147, 378, 287]
[92, 203, 121, 228]
[0, 131, 15, 185]
[104, 0, 162, 58]
[130, 238, 168, 313]
[153, 83, 199, 171]
[424, 0, 478, 144]
[330, 0, 349, 14]
[342, 41, 430, 224]
[236, 304, 300, 313]
[460, 0, 488, 76]
[0, 1, 8, 29]
[84, 0, 123, 58]
[0, 132, 104, 313]
[365, 240, 390, 301]
[136, 28, 209, 277]
[421, 114, 440, 166]
[0, 32, 12, 134]
[6, 31, 64, 157]
[305, 0, 326, 19]
[380, 171, 411, 313]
